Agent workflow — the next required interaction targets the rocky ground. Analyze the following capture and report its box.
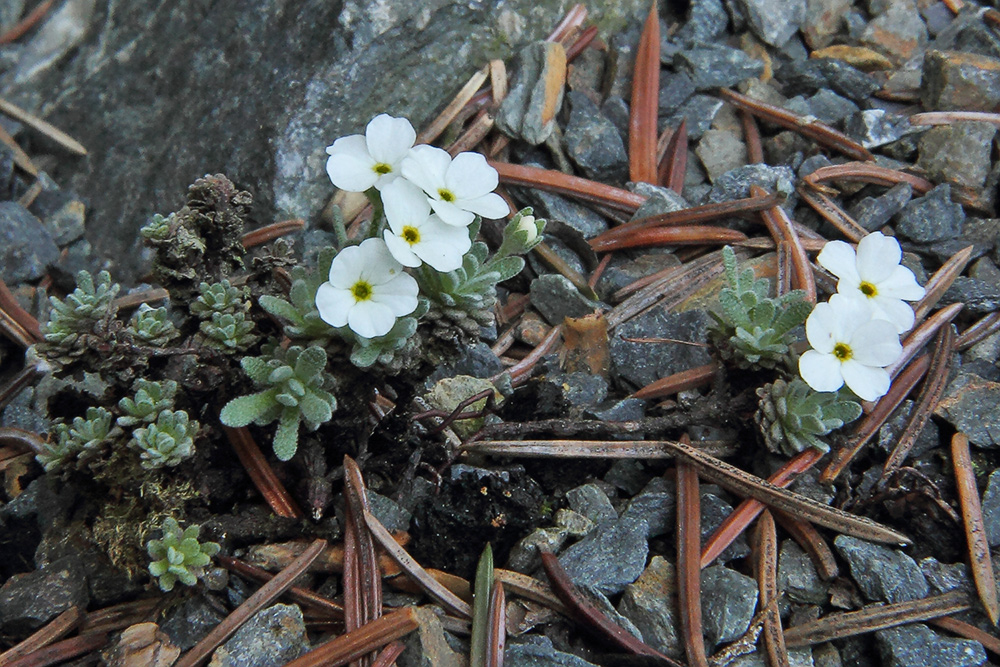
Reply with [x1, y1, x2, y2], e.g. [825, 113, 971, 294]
[3, 0, 1000, 666]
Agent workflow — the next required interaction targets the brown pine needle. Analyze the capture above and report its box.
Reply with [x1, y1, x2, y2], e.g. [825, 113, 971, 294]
[754, 511, 791, 667]
[240, 219, 305, 249]
[343, 455, 383, 658]
[742, 110, 764, 164]
[658, 118, 688, 191]
[701, 448, 823, 568]
[783, 591, 971, 647]
[912, 245, 973, 322]
[677, 456, 709, 667]
[631, 362, 719, 400]
[80, 598, 161, 635]
[223, 426, 302, 519]
[772, 511, 840, 581]
[0, 277, 41, 342]
[283, 607, 420, 667]
[4, 633, 107, 667]
[0, 123, 39, 176]
[753, 185, 816, 303]
[490, 160, 646, 213]
[417, 65, 490, 145]
[951, 432, 1000, 625]
[371, 641, 407, 667]
[629, 1, 660, 184]
[0, 0, 54, 45]
[486, 580, 507, 667]
[589, 225, 747, 252]
[217, 556, 344, 619]
[957, 311, 1000, 350]
[0, 607, 82, 667]
[533, 242, 599, 300]
[887, 302, 962, 378]
[175, 539, 328, 667]
[493, 569, 568, 614]
[795, 186, 867, 243]
[910, 111, 1000, 126]
[802, 162, 933, 194]
[0, 96, 87, 156]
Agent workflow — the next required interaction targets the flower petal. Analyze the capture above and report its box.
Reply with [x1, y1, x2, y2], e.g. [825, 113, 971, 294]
[870, 296, 916, 333]
[315, 283, 352, 328]
[877, 265, 925, 301]
[382, 179, 431, 232]
[430, 198, 476, 227]
[457, 192, 510, 220]
[365, 114, 415, 165]
[799, 350, 845, 393]
[826, 293, 873, 340]
[327, 244, 366, 288]
[326, 137, 379, 192]
[383, 231, 422, 267]
[413, 239, 467, 272]
[348, 300, 397, 339]
[356, 238, 405, 285]
[401, 145, 451, 196]
[445, 152, 499, 197]
[841, 360, 891, 401]
[817, 240, 860, 284]
[370, 273, 419, 317]
[805, 301, 839, 353]
[849, 318, 902, 366]
[856, 232, 900, 283]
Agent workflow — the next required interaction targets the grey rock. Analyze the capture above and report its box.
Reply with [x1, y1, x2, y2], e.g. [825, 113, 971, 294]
[954, 21, 1000, 60]
[617, 557, 682, 658]
[919, 557, 974, 596]
[430, 341, 504, 381]
[657, 71, 697, 118]
[1, 385, 49, 435]
[554, 509, 594, 538]
[942, 277, 1000, 314]
[604, 459, 651, 496]
[161, 594, 229, 651]
[895, 184, 964, 243]
[674, 44, 764, 91]
[566, 483, 617, 523]
[918, 122, 997, 189]
[548, 372, 608, 408]
[802, 0, 851, 48]
[559, 518, 648, 595]
[595, 251, 679, 299]
[696, 130, 748, 183]
[0, 201, 59, 284]
[876, 624, 986, 667]
[29, 185, 87, 247]
[601, 95, 631, 143]
[849, 182, 912, 231]
[805, 88, 859, 125]
[672, 0, 730, 46]
[781, 58, 881, 101]
[398, 606, 464, 667]
[367, 491, 412, 533]
[922, 50, 1000, 112]
[506, 636, 600, 666]
[983, 470, 1000, 547]
[859, 0, 928, 62]
[518, 187, 609, 239]
[0, 556, 89, 635]
[585, 397, 647, 423]
[834, 536, 928, 603]
[701, 492, 751, 563]
[663, 94, 724, 141]
[845, 109, 923, 149]
[610, 307, 713, 390]
[210, 604, 309, 667]
[778, 539, 827, 604]
[876, 400, 939, 462]
[5, 0, 95, 86]
[735, 0, 806, 46]
[706, 164, 796, 204]
[729, 649, 815, 667]
[580, 584, 645, 640]
[529, 274, 600, 325]
[629, 182, 689, 219]
[621, 477, 675, 538]
[702, 565, 758, 647]
[497, 41, 566, 145]
[935, 373, 1000, 447]
[563, 92, 627, 183]
[507, 526, 570, 573]
[0, 0, 25, 32]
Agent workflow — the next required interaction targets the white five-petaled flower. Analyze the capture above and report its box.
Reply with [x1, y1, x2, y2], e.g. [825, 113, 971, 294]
[381, 179, 472, 272]
[325, 114, 416, 192]
[798, 294, 902, 402]
[817, 232, 925, 334]
[400, 145, 510, 227]
[315, 238, 419, 339]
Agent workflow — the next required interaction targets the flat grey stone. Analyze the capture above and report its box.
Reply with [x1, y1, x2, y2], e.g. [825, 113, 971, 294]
[563, 91, 627, 183]
[806, 88, 859, 125]
[702, 565, 759, 647]
[922, 49, 1000, 112]
[0, 556, 89, 635]
[566, 483, 617, 523]
[735, 0, 806, 46]
[506, 636, 600, 666]
[834, 536, 928, 603]
[895, 184, 964, 243]
[781, 58, 881, 101]
[617, 556, 682, 658]
[559, 517, 648, 595]
[859, 0, 928, 62]
[778, 539, 828, 604]
[210, 604, 309, 667]
[918, 122, 997, 189]
[621, 477, 675, 539]
[674, 44, 765, 90]
[671, 0, 729, 46]
[706, 164, 796, 204]
[663, 94, 724, 140]
[876, 624, 986, 667]
[657, 71, 696, 117]
[983, 470, 1000, 547]
[845, 109, 923, 149]
[0, 201, 59, 285]
[497, 41, 566, 145]
[518, 186, 609, 239]
[941, 277, 1000, 314]
[849, 182, 912, 231]
[610, 307, 713, 390]
[935, 373, 1000, 448]
[529, 274, 600, 325]
[696, 130, 748, 183]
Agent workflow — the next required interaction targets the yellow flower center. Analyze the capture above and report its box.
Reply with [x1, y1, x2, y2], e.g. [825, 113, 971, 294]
[402, 226, 420, 245]
[438, 188, 456, 203]
[351, 281, 373, 301]
[833, 342, 853, 361]
[373, 163, 392, 175]
[859, 281, 877, 297]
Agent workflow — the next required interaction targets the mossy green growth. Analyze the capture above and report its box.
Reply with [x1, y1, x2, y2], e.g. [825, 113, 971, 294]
[118, 379, 178, 427]
[190, 280, 246, 318]
[199, 311, 257, 351]
[126, 304, 178, 346]
[37, 406, 121, 472]
[755, 378, 862, 455]
[41, 270, 121, 346]
[710, 246, 812, 369]
[147, 517, 220, 592]
[130, 410, 199, 469]
[220, 343, 337, 461]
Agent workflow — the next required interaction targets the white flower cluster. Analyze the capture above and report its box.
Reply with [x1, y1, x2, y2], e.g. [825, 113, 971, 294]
[799, 232, 925, 402]
[316, 114, 510, 339]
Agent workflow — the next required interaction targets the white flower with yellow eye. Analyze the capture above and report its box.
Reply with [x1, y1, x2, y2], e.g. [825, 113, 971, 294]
[400, 145, 509, 226]
[325, 114, 416, 192]
[381, 179, 471, 272]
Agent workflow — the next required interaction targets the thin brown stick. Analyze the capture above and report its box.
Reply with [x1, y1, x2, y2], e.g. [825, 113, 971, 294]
[223, 426, 302, 519]
[661, 118, 688, 193]
[497, 324, 563, 384]
[4, 633, 106, 667]
[545, 3, 587, 43]
[887, 302, 962, 379]
[283, 607, 419, 667]
[631, 362, 718, 400]
[754, 511, 790, 667]
[80, 598, 161, 635]
[0, 123, 39, 176]
[0, 277, 42, 342]
[417, 66, 490, 145]
[241, 219, 305, 249]
[956, 312, 1000, 350]
[0, 607, 82, 667]
[565, 25, 599, 62]
[742, 110, 764, 164]
[629, 1, 660, 184]
[803, 163, 933, 194]
[0, 0, 54, 44]
[795, 186, 866, 243]
[589, 225, 747, 252]
[370, 642, 406, 667]
[912, 245, 973, 323]
[930, 616, 1000, 658]
[0, 309, 36, 349]
[951, 432, 1000, 625]
[754, 186, 816, 303]
[175, 539, 328, 667]
[0, 97, 87, 156]
[533, 242, 598, 300]
[217, 556, 344, 619]
[910, 111, 1000, 126]
[493, 569, 568, 614]
[490, 161, 646, 212]
[486, 580, 507, 667]
[677, 455, 709, 667]
[772, 511, 839, 581]
[343, 456, 383, 666]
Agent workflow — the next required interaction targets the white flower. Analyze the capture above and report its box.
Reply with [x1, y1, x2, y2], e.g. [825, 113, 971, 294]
[799, 294, 902, 402]
[325, 114, 416, 192]
[515, 215, 538, 244]
[400, 145, 510, 227]
[817, 232, 925, 333]
[315, 238, 419, 339]
[381, 179, 471, 272]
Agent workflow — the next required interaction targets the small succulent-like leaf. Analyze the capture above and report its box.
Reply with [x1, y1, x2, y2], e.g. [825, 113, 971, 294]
[220, 390, 278, 427]
[272, 409, 300, 461]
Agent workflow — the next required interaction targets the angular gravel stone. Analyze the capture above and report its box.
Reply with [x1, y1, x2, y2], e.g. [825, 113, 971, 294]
[849, 182, 912, 231]
[674, 44, 765, 90]
[876, 624, 986, 667]
[506, 636, 601, 666]
[559, 517, 648, 595]
[161, 594, 227, 651]
[803, 0, 851, 48]
[399, 606, 465, 667]
[518, 186, 609, 239]
[935, 373, 1000, 448]
[733, 0, 806, 46]
[29, 186, 87, 247]
[706, 164, 796, 204]
[805, 88, 859, 125]
[696, 130, 748, 183]
[563, 92, 627, 183]
[781, 58, 881, 101]
[895, 184, 964, 243]
[530, 275, 600, 326]
[663, 94, 724, 140]
[834, 536, 928, 603]
[566, 483, 617, 523]
[672, 0, 730, 46]
[702, 565, 758, 647]
[983, 470, 1000, 547]
[621, 477, 675, 539]
[845, 109, 922, 149]
[0, 201, 60, 285]
[941, 277, 1000, 314]
[918, 122, 997, 189]
[610, 307, 713, 390]
[922, 50, 1000, 111]
[859, 0, 928, 62]
[778, 539, 827, 604]
[210, 604, 309, 667]
[497, 41, 567, 145]
[617, 557, 682, 659]
[0, 557, 89, 635]
[657, 71, 697, 117]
